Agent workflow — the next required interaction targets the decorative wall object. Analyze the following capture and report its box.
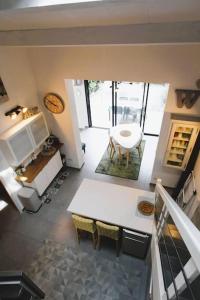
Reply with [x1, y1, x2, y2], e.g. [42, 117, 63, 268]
[43, 93, 64, 114]
[5, 105, 27, 119]
[176, 78, 200, 109]
[23, 106, 39, 119]
[176, 89, 200, 108]
[0, 77, 9, 104]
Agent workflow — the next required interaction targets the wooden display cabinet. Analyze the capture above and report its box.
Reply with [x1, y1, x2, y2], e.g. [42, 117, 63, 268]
[164, 120, 199, 170]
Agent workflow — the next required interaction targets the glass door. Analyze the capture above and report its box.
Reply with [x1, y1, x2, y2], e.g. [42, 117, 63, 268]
[87, 80, 113, 128]
[116, 82, 145, 125]
[85, 80, 168, 134]
[143, 83, 169, 135]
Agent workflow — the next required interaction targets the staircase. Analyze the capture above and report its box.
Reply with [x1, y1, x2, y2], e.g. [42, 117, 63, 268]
[151, 179, 200, 300]
[0, 271, 45, 299]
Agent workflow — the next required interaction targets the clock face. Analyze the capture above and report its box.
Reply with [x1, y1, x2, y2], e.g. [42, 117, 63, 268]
[43, 93, 64, 114]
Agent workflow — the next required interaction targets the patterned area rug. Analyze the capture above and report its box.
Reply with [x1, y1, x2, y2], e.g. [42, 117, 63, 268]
[27, 240, 149, 300]
[95, 141, 145, 180]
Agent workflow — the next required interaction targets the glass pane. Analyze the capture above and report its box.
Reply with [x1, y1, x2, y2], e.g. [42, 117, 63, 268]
[9, 129, 33, 162]
[144, 83, 169, 135]
[31, 116, 48, 146]
[117, 82, 144, 125]
[155, 194, 164, 224]
[180, 274, 200, 300]
[159, 215, 191, 290]
[89, 81, 112, 128]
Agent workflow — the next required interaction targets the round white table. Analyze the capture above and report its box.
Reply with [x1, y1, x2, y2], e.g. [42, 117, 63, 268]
[109, 123, 143, 166]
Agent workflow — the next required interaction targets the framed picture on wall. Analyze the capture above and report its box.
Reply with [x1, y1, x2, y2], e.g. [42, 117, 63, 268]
[0, 77, 9, 104]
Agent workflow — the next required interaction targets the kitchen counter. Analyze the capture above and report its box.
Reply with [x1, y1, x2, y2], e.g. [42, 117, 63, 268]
[68, 178, 155, 235]
[16, 143, 63, 183]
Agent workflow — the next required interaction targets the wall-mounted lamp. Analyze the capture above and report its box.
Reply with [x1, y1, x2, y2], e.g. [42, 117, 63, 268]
[5, 106, 28, 120]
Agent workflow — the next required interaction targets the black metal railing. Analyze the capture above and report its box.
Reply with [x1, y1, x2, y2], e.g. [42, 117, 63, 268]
[0, 271, 45, 299]
[155, 195, 199, 300]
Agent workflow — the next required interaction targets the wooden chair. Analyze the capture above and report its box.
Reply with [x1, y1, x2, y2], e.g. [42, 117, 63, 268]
[96, 221, 120, 256]
[72, 214, 96, 249]
[107, 136, 115, 159]
[109, 138, 123, 162]
[135, 136, 143, 159]
[107, 130, 123, 162]
[112, 141, 130, 167]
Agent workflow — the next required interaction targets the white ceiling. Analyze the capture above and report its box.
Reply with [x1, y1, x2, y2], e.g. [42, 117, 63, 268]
[0, 0, 200, 31]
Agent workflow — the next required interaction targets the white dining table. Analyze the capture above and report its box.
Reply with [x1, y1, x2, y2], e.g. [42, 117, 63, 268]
[67, 179, 155, 235]
[109, 123, 143, 166]
[110, 123, 142, 149]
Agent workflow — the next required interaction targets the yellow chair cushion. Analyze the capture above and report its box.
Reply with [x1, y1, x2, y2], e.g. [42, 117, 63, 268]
[96, 221, 119, 240]
[72, 214, 96, 233]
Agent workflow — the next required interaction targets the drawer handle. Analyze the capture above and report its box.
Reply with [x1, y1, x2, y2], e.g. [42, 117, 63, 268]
[124, 237, 145, 244]
[123, 229, 149, 238]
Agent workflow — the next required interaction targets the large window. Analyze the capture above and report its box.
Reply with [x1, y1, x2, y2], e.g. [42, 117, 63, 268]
[85, 80, 169, 136]
[88, 81, 112, 128]
[143, 83, 168, 135]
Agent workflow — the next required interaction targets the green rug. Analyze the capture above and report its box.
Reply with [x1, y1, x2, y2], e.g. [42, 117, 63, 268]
[95, 140, 145, 180]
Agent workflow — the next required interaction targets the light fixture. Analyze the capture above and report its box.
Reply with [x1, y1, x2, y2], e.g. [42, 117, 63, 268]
[5, 106, 28, 119]
[22, 107, 28, 113]
[11, 112, 17, 120]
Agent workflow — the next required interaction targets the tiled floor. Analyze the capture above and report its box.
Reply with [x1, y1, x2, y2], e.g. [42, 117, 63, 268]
[0, 128, 158, 298]
[28, 239, 149, 300]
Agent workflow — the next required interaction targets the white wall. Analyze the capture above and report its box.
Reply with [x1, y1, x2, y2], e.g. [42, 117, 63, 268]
[151, 83, 200, 187]
[194, 152, 200, 198]
[0, 47, 39, 211]
[23, 48, 85, 168]
[0, 47, 39, 134]
[28, 44, 200, 187]
[0, 44, 199, 193]
[65, 80, 84, 168]
[72, 80, 88, 129]
[150, 112, 181, 187]
[0, 47, 85, 211]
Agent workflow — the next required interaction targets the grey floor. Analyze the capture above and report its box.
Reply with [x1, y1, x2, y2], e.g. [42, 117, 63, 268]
[0, 128, 158, 298]
[27, 239, 150, 300]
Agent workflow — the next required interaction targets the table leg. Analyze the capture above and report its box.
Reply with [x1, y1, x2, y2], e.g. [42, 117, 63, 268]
[137, 142, 142, 159]
[126, 150, 130, 167]
[118, 146, 122, 163]
[110, 145, 115, 160]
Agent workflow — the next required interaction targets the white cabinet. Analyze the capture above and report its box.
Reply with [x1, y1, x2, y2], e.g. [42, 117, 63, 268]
[0, 127, 34, 166]
[45, 151, 63, 184]
[24, 151, 63, 196]
[9, 128, 33, 163]
[29, 114, 49, 148]
[164, 120, 199, 170]
[0, 113, 49, 166]
[33, 169, 50, 196]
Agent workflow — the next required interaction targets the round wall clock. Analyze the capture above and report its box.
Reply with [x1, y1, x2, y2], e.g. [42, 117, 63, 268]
[43, 93, 65, 114]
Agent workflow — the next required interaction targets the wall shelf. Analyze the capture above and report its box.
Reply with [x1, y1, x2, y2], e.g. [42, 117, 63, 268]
[164, 120, 200, 170]
[0, 113, 49, 167]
